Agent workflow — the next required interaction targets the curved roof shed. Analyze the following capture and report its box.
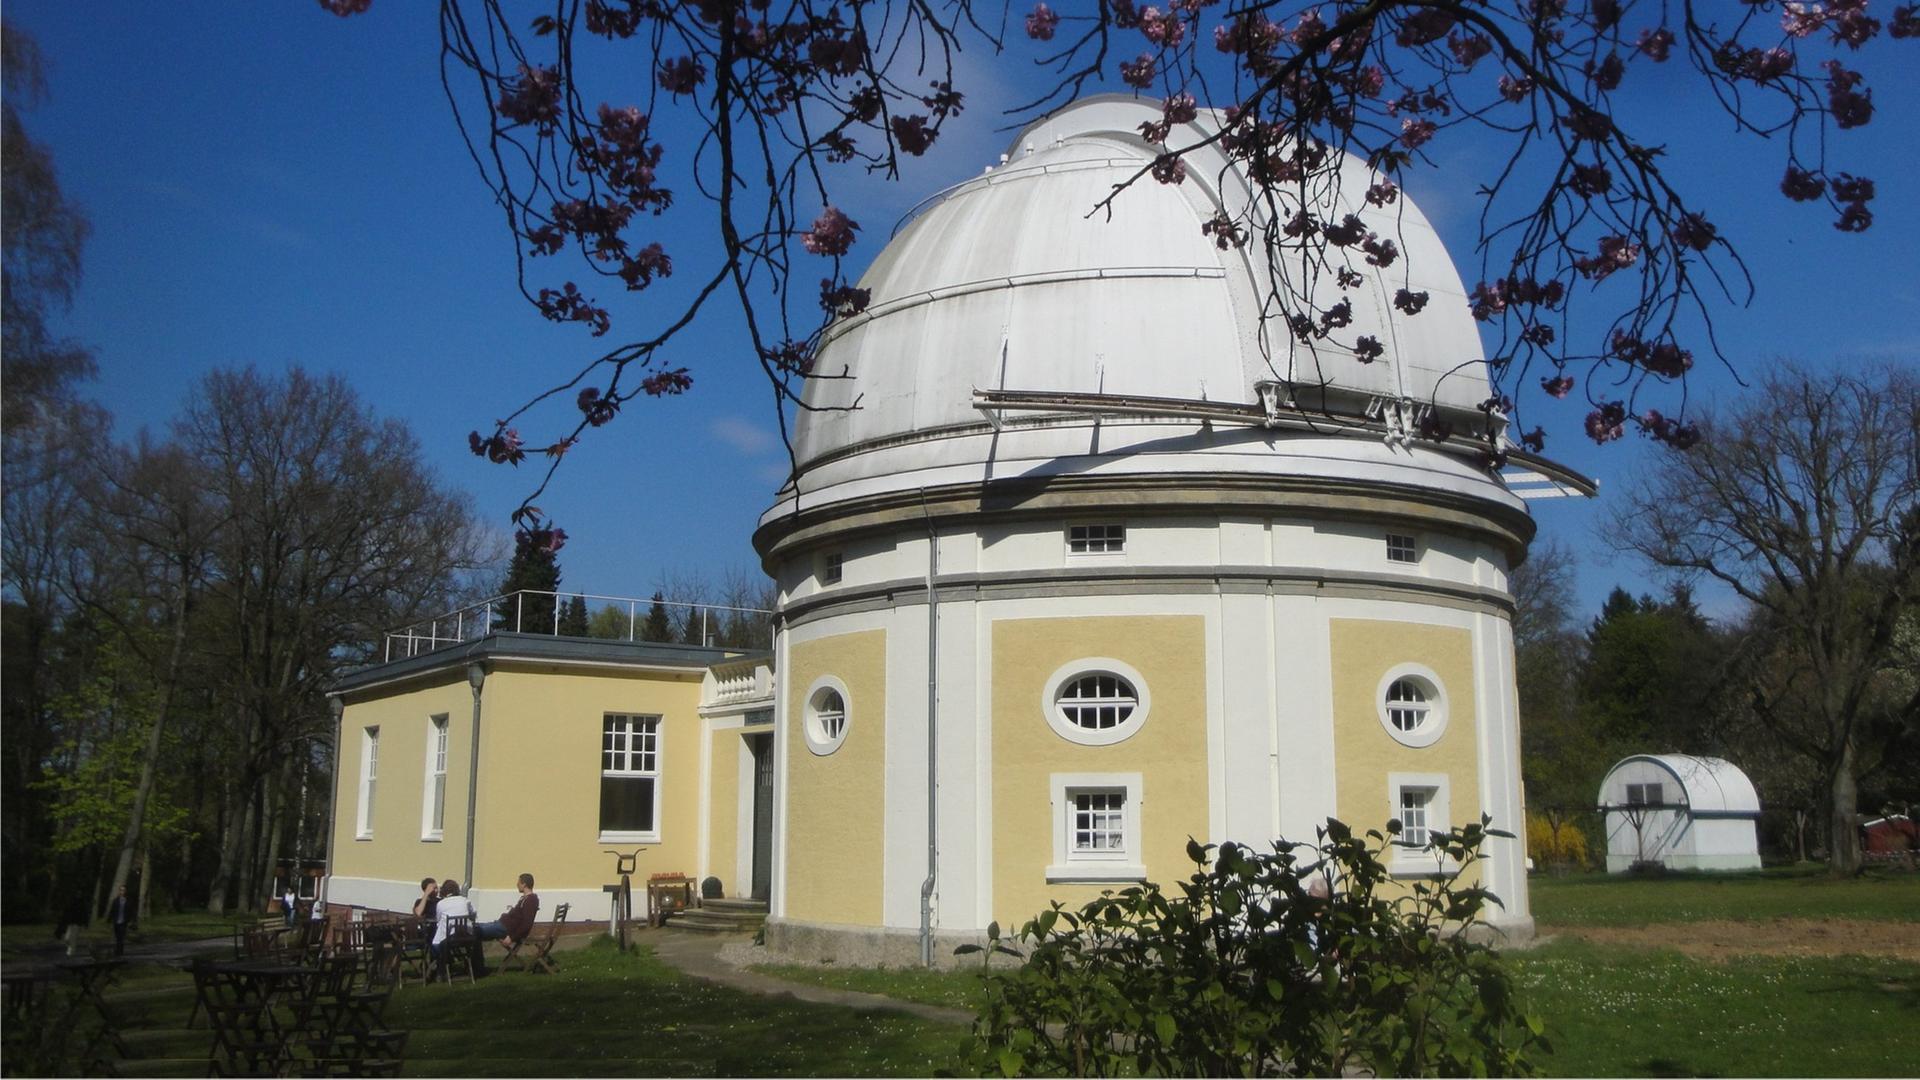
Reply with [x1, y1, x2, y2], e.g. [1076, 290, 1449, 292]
[1597, 754, 1762, 873]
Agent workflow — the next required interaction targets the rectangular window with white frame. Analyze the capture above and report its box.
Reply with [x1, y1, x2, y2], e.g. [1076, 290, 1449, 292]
[822, 552, 844, 585]
[356, 726, 380, 839]
[1626, 782, 1664, 806]
[1067, 523, 1126, 556]
[421, 714, 449, 840]
[599, 713, 662, 842]
[1387, 772, 1451, 875]
[1047, 772, 1145, 883]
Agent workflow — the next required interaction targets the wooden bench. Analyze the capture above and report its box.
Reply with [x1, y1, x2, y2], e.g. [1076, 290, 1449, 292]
[499, 903, 571, 975]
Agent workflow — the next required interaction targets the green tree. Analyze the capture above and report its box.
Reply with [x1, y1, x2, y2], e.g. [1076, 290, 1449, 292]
[495, 531, 561, 633]
[1577, 585, 1722, 752]
[639, 592, 673, 643]
[557, 594, 589, 636]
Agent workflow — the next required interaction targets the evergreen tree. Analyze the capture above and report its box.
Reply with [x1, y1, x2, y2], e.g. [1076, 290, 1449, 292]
[640, 592, 673, 642]
[496, 531, 561, 633]
[558, 594, 589, 637]
[681, 606, 706, 646]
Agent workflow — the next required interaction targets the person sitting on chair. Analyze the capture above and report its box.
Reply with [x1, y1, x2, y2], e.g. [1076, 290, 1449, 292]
[413, 877, 439, 922]
[470, 873, 540, 975]
[430, 879, 474, 972]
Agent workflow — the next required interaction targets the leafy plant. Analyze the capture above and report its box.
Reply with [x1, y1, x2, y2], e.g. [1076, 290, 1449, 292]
[956, 817, 1545, 1077]
[1527, 812, 1592, 869]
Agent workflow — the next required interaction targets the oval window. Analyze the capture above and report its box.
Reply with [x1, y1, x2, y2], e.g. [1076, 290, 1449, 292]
[803, 677, 851, 755]
[1042, 658, 1152, 746]
[1375, 665, 1448, 748]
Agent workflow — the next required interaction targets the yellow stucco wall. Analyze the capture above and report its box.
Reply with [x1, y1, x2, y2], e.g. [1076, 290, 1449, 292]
[471, 664, 706, 893]
[1328, 618, 1481, 876]
[991, 615, 1209, 928]
[784, 630, 886, 925]
[333, 662, 710, 903]
[331, 675, 473, 886]
[708, 729, 741, 895]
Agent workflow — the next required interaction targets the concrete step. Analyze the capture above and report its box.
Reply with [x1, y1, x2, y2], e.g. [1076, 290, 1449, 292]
[700, 898, 770, 915]
[665, 909, 766, 934]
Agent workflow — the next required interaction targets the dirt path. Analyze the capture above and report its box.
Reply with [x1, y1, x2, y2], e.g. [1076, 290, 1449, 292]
[1542, 917, 1920, 962]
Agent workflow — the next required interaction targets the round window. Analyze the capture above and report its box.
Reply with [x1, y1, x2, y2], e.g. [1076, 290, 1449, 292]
[1375, 664, 1447, 748]
[803, 677, 851, 755]
[1042, 658, 1152, 746]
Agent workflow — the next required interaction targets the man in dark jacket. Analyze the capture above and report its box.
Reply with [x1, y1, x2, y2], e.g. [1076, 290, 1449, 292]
[471, 873, 539, 975]
[108, 884, 134, 956]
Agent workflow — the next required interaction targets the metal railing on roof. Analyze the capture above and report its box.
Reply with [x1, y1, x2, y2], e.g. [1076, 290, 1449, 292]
[380, 590, 773, 663]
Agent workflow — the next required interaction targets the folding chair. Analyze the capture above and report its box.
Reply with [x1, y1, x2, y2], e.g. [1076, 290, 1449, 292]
[500, 903, 571, 974]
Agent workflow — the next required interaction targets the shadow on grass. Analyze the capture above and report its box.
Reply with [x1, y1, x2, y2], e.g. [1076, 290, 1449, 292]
[393, 939, 968, 1077]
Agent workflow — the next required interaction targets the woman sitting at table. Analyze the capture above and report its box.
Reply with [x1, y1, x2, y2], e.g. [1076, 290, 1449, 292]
[431, 879, 474, 970]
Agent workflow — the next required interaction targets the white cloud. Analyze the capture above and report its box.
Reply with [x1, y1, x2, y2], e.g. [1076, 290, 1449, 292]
[710, 414, 776, 455]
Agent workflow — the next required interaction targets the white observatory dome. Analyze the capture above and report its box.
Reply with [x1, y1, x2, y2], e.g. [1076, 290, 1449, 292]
[766, 95, 1521, 528]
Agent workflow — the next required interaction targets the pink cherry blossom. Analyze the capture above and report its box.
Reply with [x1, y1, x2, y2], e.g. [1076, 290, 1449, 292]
[801, 206, 860, 256]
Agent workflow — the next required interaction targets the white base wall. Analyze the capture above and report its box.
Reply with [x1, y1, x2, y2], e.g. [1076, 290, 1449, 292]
[1605, 851, 1762, 873]
[323, 876, 621, 926]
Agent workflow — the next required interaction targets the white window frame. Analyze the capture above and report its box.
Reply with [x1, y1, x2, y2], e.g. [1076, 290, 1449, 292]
[1386, 532, 1420, 564]
[1041, 658, 1153, 746]
[1066, 522, 1126, 557]
[1387, 772, 1454, 876]
[421, 714, 449, 841]
[821, 551, 844, 585]
[1047, 772, 1146, 883]
[355, 726, 379, 840]
[1375, 663, 1449, 749]
[801, 675, 851, 756]
[598, 713, 663, 844]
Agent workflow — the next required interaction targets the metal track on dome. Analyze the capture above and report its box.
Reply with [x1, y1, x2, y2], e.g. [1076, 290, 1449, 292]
[969, 387, 1598, 499]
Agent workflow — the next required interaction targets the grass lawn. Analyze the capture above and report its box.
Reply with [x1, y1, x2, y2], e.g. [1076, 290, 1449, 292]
[753, 867, 1920, 1077]
[1529, 865, 1920, 927]
[1, 911, 255, 960]
[8, 938, 968, 1078]
[1513, 938, 1917, 1077]
[393, 941, 965, 1077]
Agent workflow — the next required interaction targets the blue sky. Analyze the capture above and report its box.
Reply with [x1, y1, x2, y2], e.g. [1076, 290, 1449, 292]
[11, 3, 1917, 626]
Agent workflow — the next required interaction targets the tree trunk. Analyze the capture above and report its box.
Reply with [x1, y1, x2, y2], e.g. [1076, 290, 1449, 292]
[139, 846, 153, 920]
[206, 777, 244, 914]
[1828, 740, 1862, 876]
[106, 566, 192, 905]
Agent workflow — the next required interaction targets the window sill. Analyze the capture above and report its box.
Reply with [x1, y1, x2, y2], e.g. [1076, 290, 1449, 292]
[1388, 853, 1460, 879]
[1046, 863, 1147, 884]
[599, 831, 661, 845]
[354, 834, 373, 842]
[420, 834, 443, 843]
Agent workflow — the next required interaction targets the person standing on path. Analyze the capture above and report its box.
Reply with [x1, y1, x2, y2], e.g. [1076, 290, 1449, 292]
[108, 884, 134, 957]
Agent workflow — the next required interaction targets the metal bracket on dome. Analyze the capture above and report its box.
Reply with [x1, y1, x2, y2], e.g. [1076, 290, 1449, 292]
[1366, 396, 1427, 448]
[1252, 380, 1292, 428]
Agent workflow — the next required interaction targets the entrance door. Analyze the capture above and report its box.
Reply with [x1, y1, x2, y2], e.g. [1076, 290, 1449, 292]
[749, 734, 774, 901]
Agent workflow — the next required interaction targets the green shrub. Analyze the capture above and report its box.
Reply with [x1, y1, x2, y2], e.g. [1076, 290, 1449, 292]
[956, 818, 1545, 1077]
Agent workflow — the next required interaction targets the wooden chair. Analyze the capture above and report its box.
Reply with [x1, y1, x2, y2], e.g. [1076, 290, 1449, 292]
[500, 903, 571, 975]
[435, 916, 476, 986]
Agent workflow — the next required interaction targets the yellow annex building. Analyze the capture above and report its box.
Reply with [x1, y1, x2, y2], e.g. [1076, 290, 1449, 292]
[328, 97, 1590, 962]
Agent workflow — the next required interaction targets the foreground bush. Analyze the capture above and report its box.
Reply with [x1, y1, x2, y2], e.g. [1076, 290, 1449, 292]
[957, 818, 1544, 1077]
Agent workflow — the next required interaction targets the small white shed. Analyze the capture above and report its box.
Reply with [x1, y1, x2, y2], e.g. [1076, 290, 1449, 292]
[1597, 754, 1762, 872]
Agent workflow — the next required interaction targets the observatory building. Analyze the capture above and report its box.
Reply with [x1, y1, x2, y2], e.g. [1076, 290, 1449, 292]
[326, 96, 1588, 961]
[754, 95, 1582, 961]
